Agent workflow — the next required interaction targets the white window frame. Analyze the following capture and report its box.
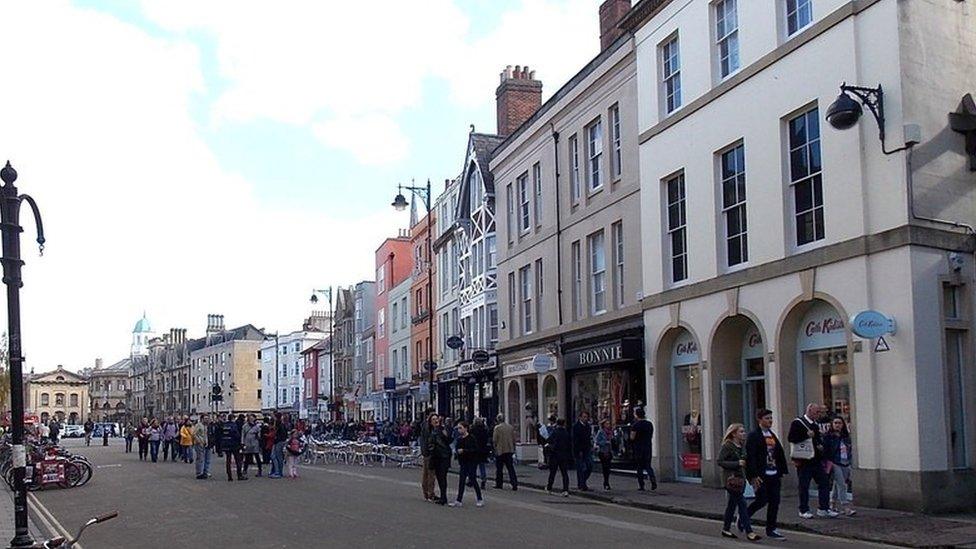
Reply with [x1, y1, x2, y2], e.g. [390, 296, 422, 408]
[569, 134, 581, 204]
[612, 221, 624, 307]
[661, 35, 682, 114]
[786, 0, 813, 36]
[534, 258, 544, 330]
[666, 173, 688, 283]
[715, 0, 740, 79]
[519, 265, 533, 335]
[586, 120, 603, 191]
[610, 105, 622, 180]
[788, 107, 824, 248]
[720, 142, 748, 267]
[517, 172, 530, 234]
[588, 231, 606, 315]
[507, 272, 517, 336]
[532, 162, 542, 228]
[506, 183, 514, 244]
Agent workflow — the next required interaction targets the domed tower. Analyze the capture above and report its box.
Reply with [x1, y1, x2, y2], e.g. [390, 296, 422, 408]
[131, 312, 155, 357]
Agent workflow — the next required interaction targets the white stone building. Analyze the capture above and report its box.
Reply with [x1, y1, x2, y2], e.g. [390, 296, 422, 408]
[624, 0, 976, 511]
[260, 329, 326, 414]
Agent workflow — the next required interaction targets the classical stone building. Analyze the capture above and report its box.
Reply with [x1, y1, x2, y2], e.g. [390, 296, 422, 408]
[89, 358, 129, 422]
[27, 365, 89, 425]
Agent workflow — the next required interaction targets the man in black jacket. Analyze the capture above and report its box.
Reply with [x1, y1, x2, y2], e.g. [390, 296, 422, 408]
[572, 411, 593, 491]
[788, 403, 836, 518]
[546, 419, 572, 496]
[218, 414, 245, 481]
[745, 408, 789, 540]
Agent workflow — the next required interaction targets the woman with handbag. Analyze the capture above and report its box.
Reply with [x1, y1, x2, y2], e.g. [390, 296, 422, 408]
[719, 423, 761, 541]
[594, 419, 614, 491]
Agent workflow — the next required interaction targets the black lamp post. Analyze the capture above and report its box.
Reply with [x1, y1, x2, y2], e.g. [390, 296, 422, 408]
[391, 180, 436, 412]
[825, 83, 911, 155]
[310, 288, 334, 421]
[0, 161, 45, 549]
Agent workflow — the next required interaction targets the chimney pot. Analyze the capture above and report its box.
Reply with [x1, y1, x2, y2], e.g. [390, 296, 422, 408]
[496, 64, 543, 137]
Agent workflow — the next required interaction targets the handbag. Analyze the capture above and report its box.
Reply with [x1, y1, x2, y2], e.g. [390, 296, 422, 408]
[790, 418, 816, 460]
[725, 476, 746, 494]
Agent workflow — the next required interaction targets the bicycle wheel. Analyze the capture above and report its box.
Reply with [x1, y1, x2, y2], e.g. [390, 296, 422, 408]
[61, 462, 81, 489]
[70, 459, 92, 487]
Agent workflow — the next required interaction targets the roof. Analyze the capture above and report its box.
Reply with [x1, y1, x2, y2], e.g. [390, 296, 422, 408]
[29, 365, 88, 384]
[455, 132, 504, 222]
[91, 358, 131, 376]
[133, 314, 152, 334]
[190, 324, 267, 353]
[301, 338, 332, 355]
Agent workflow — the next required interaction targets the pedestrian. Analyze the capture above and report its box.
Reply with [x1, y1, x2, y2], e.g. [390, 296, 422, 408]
[719, 423, 760, 541]
[48, 419, 61, 445]
[630, 407, 657, 491]
[192, 414, 211, 480]
[270, 414, 288, 479]
[148, 419, 162, 462]
[419, 410, 435, 502]
[242, 414, 263, 478]
[492, 414, 518, 491]
[449, 421, 484, 508]
[219, 413, 245, 481]
[208, 412, 222, 464]
[545, 418, 572, 497]
[161, 418, 174, 461]
[594, 419, 614, 491]
[470, 417, 490, 490]
[824, 416, 855, 516]
[137, 419, 150, 460]
[745, 408, 789, 541]
[179, 418, 194, 463]
[426, 414, 452, 505]
[83, 419, 94, 447]
[285, 429, 302, 479]
[537, 415, 556, 470]
[261, 417, 274, 467]
[102, 424, 110, 446]
[572, 411, 593, 491]
[788, 403, 837, 519]
[124, 422, 135, 453]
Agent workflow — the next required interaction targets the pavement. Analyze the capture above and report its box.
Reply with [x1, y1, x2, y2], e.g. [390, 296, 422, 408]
[483, 462, 976, 549]
[20, 439, 890, 549]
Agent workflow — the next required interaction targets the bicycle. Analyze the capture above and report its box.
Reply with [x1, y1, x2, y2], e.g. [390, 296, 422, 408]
[31, 511, 117, 548]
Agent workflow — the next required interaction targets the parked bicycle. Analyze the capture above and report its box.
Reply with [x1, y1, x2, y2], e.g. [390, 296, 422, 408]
[30, 510, 117, 549]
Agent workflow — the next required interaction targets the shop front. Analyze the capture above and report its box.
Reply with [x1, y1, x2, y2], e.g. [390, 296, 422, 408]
[457, 358, 499, 425]
[563, 337, 645, 465]
[670, 330, 703, 482]
[795, 300, 850, 423]
[501, 352, 559, 463]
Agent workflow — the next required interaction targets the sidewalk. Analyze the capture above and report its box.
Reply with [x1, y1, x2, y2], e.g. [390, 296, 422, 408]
[0, 488, 46, 546]
[476, 463, 976, 548]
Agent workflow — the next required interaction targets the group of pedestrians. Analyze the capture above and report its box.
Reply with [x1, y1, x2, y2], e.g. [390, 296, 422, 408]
[718, 404, 856, 542]
[124, 412, 306, 481]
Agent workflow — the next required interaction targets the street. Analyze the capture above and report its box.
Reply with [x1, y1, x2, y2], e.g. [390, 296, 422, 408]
[25, 439, 891, 549]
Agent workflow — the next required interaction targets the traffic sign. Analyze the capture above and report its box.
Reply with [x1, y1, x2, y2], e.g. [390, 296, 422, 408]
[874, 336, 890, 353]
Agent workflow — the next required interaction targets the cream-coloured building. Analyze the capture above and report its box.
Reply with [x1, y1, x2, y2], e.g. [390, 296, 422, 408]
[89, 358, 129, 422]
[27, 365, 89, 425]
[494, 0, 643, 463]
[625, 0, 975, 512]
[189, 316, 265, 414]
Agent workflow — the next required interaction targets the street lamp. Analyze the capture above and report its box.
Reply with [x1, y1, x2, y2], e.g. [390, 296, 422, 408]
[825, 83, 911, 155]
[390, 180, 436, 413]
[310, 288, 334, 421]
[0, 161, 46, 549]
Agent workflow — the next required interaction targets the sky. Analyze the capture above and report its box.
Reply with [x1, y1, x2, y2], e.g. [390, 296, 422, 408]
[0, 0, 602, 373]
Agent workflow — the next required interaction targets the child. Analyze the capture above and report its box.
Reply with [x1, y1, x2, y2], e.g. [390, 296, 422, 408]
[286, 430, 302, 479]
[824, 416, 855, 516]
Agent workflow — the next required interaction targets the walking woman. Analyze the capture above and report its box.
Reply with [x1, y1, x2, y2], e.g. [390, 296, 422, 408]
[285, 429, 302, 479]
[242, 414, 264, 477]
[148, 419, 162, 463]
[450, 421, 484, 508]
[719, 423, 761, 541]
[124, 422, 136, 454]
[825, 416, 856, 516]
[594, 419, 614, 491]
[426, 414, 452, 505]
[137, 418, 150, 461]
[179, 418, 194, 463]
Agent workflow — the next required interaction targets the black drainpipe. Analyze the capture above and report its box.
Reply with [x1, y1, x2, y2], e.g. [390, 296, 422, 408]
[550, 124, 564, 327]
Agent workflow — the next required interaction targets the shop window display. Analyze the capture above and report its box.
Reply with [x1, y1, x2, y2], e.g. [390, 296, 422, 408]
[801, 348, 850, 423]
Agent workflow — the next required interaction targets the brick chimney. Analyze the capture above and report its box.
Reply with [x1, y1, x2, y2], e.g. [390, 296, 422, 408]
[496, 65, 542, 137]
[599, 0, 631, 51]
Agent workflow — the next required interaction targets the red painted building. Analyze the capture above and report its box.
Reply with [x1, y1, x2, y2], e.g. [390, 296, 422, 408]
[373, 233, 413, 417]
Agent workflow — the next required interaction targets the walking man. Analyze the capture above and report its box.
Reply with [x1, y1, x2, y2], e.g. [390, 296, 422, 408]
[219, 413, 245, 481]
[83, 419, 94, 447]
[545, 419, 572, 497]
[746, 408, 789, 540]
[572, 411, 593, 491]
[788, 403, 837, 519]
[192, 415, 211, 480]
[492, 414, 518, 490]
[630, 407, 657, 490]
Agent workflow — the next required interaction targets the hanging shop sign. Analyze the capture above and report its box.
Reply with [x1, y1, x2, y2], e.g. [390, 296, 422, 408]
[532, 353, 555, 374]
[850, 310, 896, 339]
[458, 358, 496, 377]
[564, 338, 642, 371]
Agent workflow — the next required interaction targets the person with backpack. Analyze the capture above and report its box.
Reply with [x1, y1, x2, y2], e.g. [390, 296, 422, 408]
[788, 403, 837, 519]
[449, 421, 484, 508]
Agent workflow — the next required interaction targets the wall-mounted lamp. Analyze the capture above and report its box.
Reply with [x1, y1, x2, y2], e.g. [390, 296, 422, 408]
[826, 83, 911, 155]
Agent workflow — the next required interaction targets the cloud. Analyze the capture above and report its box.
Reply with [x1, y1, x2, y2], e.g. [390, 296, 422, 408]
[313, 113, 410, 166]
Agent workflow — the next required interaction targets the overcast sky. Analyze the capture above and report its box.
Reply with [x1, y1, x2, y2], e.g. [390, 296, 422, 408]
[0, 0, 601, 373]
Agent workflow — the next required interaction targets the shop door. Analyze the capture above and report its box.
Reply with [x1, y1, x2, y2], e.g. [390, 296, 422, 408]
[721, 380, 745, 431]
